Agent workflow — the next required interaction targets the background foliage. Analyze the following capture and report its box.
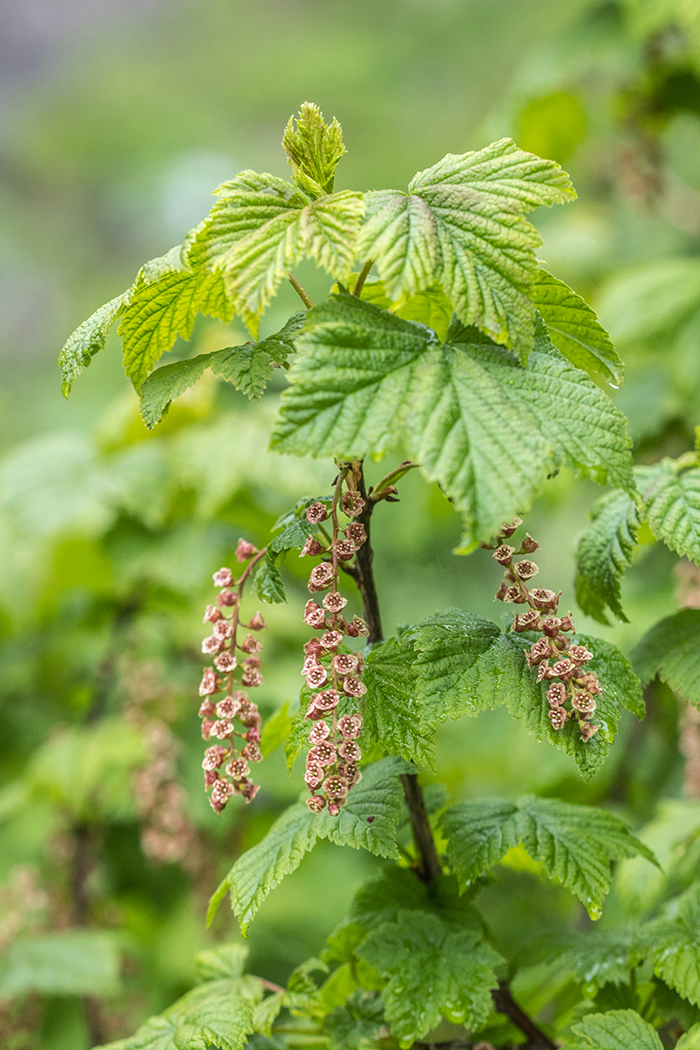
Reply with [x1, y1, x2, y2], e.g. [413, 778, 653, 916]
[2, 0, 700, 1046]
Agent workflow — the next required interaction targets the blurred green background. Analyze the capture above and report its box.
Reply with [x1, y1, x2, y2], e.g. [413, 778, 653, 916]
[2, 0, 700, 1046]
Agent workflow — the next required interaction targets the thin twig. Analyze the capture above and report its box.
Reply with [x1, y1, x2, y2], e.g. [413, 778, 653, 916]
[288, 271, 313, 309]
[352, 259, 374, 298]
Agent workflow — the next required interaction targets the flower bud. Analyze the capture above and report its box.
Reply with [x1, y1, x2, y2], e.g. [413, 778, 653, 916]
[235, 539, 259, 562]
[306, 502, 329, 524]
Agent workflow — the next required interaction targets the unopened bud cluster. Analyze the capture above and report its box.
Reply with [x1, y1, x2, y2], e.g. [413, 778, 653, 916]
[300, 484, 369, 815]
[490, 520, 601, 742]
[199, 540, 267, 812]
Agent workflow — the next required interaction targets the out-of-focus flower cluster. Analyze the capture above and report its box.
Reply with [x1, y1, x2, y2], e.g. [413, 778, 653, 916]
[490, 520, 601, 743]
[122, 659, 198, 867]
[300, 484, 369, 815]
[199, 540, 267, 812]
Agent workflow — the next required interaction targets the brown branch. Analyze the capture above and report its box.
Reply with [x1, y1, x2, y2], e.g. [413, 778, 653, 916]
[349, 460, 558, 1050]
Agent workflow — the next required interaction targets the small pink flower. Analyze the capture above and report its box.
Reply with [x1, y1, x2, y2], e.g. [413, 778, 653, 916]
[198, 699, 216, 718]
[323, 774, 349, 800]
[308, 742, 337, 767]
[320, 630, 343, 650]
[301, 537, 325, 557]
[213, 567, 234, 588]
[340, 762, 362, 786]
[559, 612, 575, 632]
[308, 563, 333, 592]
[503, 587, 527, 604]
[305, 664, 328, 689]
[343, 676, 367, 698]
[226, 757, 250, 780]
[202, 635, 223, 655]
[304, 763, 325, 789]
[332, 653, 359, 676]
[514, 560, 539, 581]
[493, 545, 515, 565]
[202, 746, 228, 770]
[242, 741, 262, 763]
[547, 683, 567, 707]
[214, 651, 237, 673]
[323, 592, 348, 612]
[213, 619, 234, 639]
[580, 673, 603, 696]
[204, 770, 218, 789]
[235, 539, 259, 562]
[242, 668, 264, 687]
[501, 518, 522, 537]
[212, 719, 234, 739]
[530, 588, 560, 612]
[513, 611, 540, 632]
[241, 634, 263, 654]
[218, 589, 237, 607]
[199, 669, 221, 696]
[340, 491, 364, 517]
[201, 719, 215, 740]
[339, 740, 361, 762]
[241, 782, 260, 803]
[203, 604, 221, 623]
[210, 778, 234, 808]
[306, 502, 329, 524]
[306, 794, 327, 813]
[238, 700, 261, 726]
[314, 689, 340, 712]
[338, 714, 362, 738]
[572, 692, 597, 714]
[548, 707, 569, 730]
[248, 611, 266, 630]
[344, 523, 367, 548]
[309, 722, 331, 744]
[579, 721, 599, 742]
[570, 645, 593, 665]
[551, 659, 574, 680]
[216, 696, 241, 718]
[526, 639, 553, 666]
[334, 541, 356, 561]
[244, 726, 261, 744]
[541, 617, 562, 638]
[304, 701, 326, 721]
[304, 638, 324, 658]
[536, 663, 553, 683]
[328, 801, 341, 816]
[303, 600, 327, 628]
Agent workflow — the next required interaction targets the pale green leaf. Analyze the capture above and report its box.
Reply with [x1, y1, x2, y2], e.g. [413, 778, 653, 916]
[118, 241, 234, 390]
[268, 518, 316, 555]
[216, 759, 406, 933]
[410, 611, 644, 779]
[615, 800, 700, 915]
[677, 1023, 700, 1049]
[597, 257, 700, 347]
[260, 701, 294, 757]
[139, 311, 303, 426]
[283, 102, 346, 198]
[553, 929, 635, 992]
[59, 293, 128, 397]
[198, 173, 362, 335]
[439, 795, 652, 916]
[362, 636, 436, 768]
[0, 930, 120, 997]
[634, 885, 700, 1006]
[324, 990, 385, 1050]
[568, 1009, 664, 1050]
[218, 803, 318, 935]
[357, 910, 502, 1047]
[270, 297, 633, 550]
[96, 975, 262, 1050]
[630, 609, 700, 707]
[254, 556, 287, 604]
[360, 138, 575, 357]
[643, 461, 700, 564]
[194, 943, 248, 981]
[531, 269, 623, 383]
[574, 490, 640, 624]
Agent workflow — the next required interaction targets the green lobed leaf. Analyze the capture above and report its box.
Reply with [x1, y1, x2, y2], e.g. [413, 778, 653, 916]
[357, 910, 502, 1047]
[0, 930, 120, 998]
[118, 240, 234, 390]
[268, 518, 316, 555]
[531, 269, 623, 383]
[615, 799, 700, 916]
[196, 171, 363, 336]
[350, 867, 483, 935]
[567, 1009, 664, 1050]
[324, 991, 385, 1050]
[677, 1024, 700, 1049]
[359, 138, 575, 358]
[634, 884, 700, 1006]
[362, 636, 436, 768]
[139, 311, 303, 427]
[215, 759, 407, 934]
[439, 795, 653, 916]
[574, 490, 640, 624]
[96, 974, 263, 1050]
[551, 929, 635, 992]
[629, 609, 700, 707]
[59, 293, 129, 397]
[270, 297, 633, 551]
[254, 556, 287, 604]
[643, 461, 700, 564]
[410, 610, 644, 779]
[283, 102, 346, 198]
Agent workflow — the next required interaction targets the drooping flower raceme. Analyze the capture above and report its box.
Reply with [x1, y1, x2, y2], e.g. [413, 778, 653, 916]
[299, 482, 369, 815]
[198, 543, 267, 812]
[489, 521, 602, 742]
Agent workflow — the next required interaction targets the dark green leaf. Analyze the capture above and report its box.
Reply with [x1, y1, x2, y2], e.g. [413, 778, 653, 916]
[255, 557, 287, 604]
[574, 490, 640, 624]
[643, 461, 700, 564]
[630, 609, 700, 707]
[568, 1009, 664, 1050]
[362, 636, 436, 768]
[634, 884, 700, 1005]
